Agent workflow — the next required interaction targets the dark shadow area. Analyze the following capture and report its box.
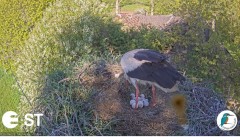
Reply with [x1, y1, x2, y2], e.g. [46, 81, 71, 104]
[55, 12, 177, 60]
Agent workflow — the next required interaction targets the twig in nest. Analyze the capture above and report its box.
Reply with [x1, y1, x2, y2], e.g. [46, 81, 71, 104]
[58, 78, 71, 83]
[179, 80, 227, 135]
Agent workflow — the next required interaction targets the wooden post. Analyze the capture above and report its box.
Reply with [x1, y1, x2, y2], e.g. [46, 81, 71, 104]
[116, 0, 121, 15]
[150, 0, 154, 15]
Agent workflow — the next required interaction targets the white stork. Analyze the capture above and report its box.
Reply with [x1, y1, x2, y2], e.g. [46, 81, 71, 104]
[120, 49, 185, 109]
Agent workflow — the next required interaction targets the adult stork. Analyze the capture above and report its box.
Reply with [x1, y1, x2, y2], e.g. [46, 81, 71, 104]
[120, 49, 185, 109]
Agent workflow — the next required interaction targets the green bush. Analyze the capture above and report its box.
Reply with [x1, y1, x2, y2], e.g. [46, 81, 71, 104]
[174, 0, 240, 100]
[15, 0, 112, 133]
[0, 0, 55, 71]
[179, 0, 240, 62]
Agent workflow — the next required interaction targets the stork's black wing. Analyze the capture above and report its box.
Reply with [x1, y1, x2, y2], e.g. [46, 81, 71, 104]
[133, 49, 167, 63]
[126, 60, 185, 88]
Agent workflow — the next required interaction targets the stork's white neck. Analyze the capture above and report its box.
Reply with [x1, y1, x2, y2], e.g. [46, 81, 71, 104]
[120, 49, 150, 73]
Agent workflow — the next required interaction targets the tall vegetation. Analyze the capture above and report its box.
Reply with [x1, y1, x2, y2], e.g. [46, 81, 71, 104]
[176, 0, 240, 98]
[0, 0, 55, 71]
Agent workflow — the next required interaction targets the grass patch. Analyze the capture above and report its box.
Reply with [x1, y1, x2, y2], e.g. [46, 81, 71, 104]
[0, 0, 55, 71]
[0, 67, 20, 134]
[121, 4, 149, 12]
[35, 59, 122, 135]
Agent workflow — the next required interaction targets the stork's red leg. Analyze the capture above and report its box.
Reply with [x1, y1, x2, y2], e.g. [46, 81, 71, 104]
[151, 85, 157, 107]
[135, 81, 139, 109]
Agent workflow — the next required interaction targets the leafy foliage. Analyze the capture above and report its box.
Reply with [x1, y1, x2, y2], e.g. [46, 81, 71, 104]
[0, 0, 55, 71]
[15, 0, 106, 112]
[154, 0, 180, 14]
[175, 0, 240, 99]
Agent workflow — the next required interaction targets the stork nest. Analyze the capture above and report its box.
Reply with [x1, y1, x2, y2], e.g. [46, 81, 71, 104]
[75, 60, 240, 136]
[179, 81, 240, 135]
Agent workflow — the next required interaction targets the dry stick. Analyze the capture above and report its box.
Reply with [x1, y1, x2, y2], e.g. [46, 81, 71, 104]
[74, 111, 84, 135]
[58, 78, 71, 83]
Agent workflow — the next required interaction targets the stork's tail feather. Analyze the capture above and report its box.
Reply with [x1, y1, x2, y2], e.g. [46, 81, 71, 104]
[164, 62, 186, 83]
[169, 70, 186, 86]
